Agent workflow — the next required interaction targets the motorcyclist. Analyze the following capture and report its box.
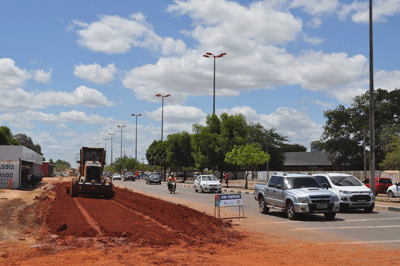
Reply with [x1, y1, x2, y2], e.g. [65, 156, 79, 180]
[167, 173, 176, 191]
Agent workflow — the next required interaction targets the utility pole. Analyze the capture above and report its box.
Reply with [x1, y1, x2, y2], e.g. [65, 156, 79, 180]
[369, 0, 375, 195]
[108, 133, 115, 164]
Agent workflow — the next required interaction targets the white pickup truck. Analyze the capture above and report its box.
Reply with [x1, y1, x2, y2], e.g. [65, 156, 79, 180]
[254, 173, 340, 220]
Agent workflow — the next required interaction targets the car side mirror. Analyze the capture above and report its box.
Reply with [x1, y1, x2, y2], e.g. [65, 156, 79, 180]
[322, 183, 329, 189]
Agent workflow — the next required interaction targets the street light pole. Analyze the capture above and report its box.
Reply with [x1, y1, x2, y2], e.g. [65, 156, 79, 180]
[203, 52, 226, 114]
[117, 125, 126, 159]
[131, 113, 142, 162]
[108, 133, 115, 164]
[155, 94, 170, 141]
[103, 138, 108, 164]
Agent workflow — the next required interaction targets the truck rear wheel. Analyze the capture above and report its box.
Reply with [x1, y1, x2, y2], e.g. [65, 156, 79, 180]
[258, 197, 269, 214]
[286, 201, 297, 220]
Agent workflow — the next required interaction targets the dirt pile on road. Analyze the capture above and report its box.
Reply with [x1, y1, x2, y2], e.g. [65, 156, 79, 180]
[44, 182, 242, 246]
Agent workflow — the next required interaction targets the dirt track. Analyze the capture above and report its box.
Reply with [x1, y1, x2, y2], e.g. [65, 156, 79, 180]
[1, 180, 400, 265]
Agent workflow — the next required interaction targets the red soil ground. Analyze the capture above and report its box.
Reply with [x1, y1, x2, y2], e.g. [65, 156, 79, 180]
[1, 181, 400, 265]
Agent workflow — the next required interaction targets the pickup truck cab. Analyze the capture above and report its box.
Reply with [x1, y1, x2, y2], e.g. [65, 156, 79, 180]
[313, 173, 375, 212]
[255, 173, 340, 220]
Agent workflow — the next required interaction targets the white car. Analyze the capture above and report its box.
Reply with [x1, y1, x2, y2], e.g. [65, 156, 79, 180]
[112, 173, 122, 180]
[194, 175, 222, 193]
[387, 182, 400, 198]
[313, 173, 375, 212]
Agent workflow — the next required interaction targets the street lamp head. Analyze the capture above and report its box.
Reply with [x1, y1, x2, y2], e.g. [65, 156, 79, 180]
[155, 94, 161, 97]
[165, 94, 170, 98]
[205, 52, 213, 55]
[203, 55, 211, 58]
[118, 125, 126, 128]
[109, 133, 115, 136]
[132, 113, 142, 117]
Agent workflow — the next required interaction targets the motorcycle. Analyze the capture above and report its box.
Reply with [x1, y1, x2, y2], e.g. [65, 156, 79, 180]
[168, 182, 176, 194]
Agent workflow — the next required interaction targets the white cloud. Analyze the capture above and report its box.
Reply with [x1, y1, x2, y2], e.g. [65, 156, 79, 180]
[259, 106, 323, 148]
[0, 58, 31, 89]
[339, 0, 400, 23]
[147, 105, 206, 124]
[302, 34, 324, 45]
[74, 63, 117, 84]
[33, 69, 52, 84]
[0, 86, 115, 111]
[290, 0, 340, 16]
[72, 13, 187, 55]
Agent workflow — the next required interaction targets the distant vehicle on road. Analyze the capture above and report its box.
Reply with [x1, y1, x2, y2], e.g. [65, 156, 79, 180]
[255, 173, 340, 220]
[363, 178, 393, 195]
[112, 173, 122, 180]
[146, 173, 162, 185]
[124, 172, 135, 181]
[387, 182, 400, 198]
[313, 173, 374, 213]
[193, 175, 221, 193]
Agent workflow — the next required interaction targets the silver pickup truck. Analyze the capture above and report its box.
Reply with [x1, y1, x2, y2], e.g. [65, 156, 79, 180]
[254, 173, 340, 220]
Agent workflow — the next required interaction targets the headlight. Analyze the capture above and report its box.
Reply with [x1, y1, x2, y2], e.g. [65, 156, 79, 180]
[331, 195, 339, 202]
[339, 190, 351, 194]
[298, 197, 310, 203]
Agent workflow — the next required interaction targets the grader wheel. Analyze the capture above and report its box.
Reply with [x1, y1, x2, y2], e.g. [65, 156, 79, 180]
[66, 185, 71, 194]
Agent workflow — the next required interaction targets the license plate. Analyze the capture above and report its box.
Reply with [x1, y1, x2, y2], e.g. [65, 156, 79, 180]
[358, 200, 366, 204]
[317, 204, 328, 209]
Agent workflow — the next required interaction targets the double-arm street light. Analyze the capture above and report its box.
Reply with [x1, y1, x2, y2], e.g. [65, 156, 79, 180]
[155, 94, 170, 141]
[117, 125, 126, 159]
[203, 52, 226, 114]
[131, 114, 142, 161]
[108, 133, 115, 164]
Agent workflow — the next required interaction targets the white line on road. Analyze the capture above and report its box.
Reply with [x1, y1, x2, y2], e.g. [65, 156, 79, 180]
[317, 239, 400, 245]
[292, 225, 400, 231]
[257, 217, 400, 225]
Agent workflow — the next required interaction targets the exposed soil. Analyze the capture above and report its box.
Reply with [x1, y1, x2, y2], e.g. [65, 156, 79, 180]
[1, 179, 400, 265]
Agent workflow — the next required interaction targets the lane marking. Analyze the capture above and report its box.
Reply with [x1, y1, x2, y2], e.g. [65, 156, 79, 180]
[256, 217, 400, 225]
[317, 239, 400, 245]
[291, 225, 400, 231]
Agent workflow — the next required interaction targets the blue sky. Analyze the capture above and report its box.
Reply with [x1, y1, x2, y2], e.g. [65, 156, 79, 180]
[1, 0, 400, 167]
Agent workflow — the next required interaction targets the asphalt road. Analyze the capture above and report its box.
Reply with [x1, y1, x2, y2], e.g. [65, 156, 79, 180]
[114, 179, 400, 250]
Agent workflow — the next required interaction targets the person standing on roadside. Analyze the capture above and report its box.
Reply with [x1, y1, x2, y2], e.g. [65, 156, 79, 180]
[225, 172, 229, 188]
[135, 170, 139, 181]
[27, 172, 32, 188]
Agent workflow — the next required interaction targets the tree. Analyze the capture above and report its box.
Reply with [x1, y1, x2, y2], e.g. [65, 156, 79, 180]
[281, 144, 307, 152]
[225, 144, 270, 189]
[379, 125, 400, 170]
[247, 123, 287, 170]
[316, 88, 400, 169]
[192, 121, 220, 172]
[123, 158, 139, 171]
[14, 133, 42, 154]
[0, 126, 19, 145]
[54, 159, 71, 172]
[167, 132, 194, 183]
[146, 140, 169, 180]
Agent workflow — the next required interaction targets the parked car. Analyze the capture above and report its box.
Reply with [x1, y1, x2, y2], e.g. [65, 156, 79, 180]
[363, 178, 393, 195]
[313, 173, 375, 212]
[194, 175, 222, 193]
[146, 173, 162, 185]
[255, 173, 340, 220]
[124, 172, 135, 181]
[387, 182, 400, 198]
[112, 173, 122, 180]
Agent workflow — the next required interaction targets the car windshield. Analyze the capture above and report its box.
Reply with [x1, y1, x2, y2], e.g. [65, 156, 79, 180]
[330, 175, 362, 186]
[286, 177, 321, 189]
[202, 175, 217, 181]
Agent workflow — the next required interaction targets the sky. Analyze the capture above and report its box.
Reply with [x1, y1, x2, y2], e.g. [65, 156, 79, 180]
[1, 0, 400, 168]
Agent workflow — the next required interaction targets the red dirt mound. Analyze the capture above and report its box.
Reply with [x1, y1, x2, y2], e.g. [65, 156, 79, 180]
[45, 182, 242, 246]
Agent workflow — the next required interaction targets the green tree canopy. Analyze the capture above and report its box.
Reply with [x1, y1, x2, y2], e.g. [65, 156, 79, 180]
[54, 159, 71, 172]
[167, 132, 194, 182]
[225, 143, 270, 189]
[146, 140, 169, 179]
[316, 88, 400, 169]
[14, 133, 42, 154]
